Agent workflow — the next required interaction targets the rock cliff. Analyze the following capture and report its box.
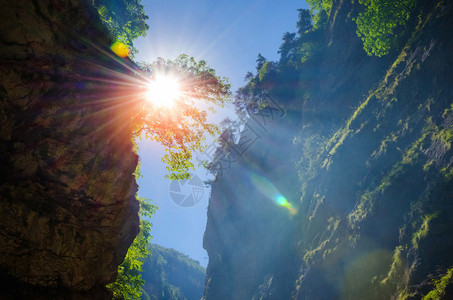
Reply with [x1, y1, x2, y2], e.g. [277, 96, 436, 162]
[0, 0, 141, 298]
[203, 0, 453, 299]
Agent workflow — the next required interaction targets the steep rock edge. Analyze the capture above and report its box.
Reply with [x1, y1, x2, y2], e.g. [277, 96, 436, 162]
[0, 0, 141, 298]
[203, 114, 302, 300]
[142, 244, 205, 300]
[203, 0, 453, 299]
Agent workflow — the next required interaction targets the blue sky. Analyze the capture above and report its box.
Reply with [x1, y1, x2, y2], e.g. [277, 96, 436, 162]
[134, 0, 308, 267]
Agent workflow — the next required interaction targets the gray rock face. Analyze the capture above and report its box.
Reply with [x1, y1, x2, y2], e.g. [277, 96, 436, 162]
[0, 0, 141, 297]
[203, 0, 453, 299]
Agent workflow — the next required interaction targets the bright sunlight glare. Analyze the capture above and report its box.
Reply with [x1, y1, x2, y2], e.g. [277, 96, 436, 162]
[145, 74, 181, 108]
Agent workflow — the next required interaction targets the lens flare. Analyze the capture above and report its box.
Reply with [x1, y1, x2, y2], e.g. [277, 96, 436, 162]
[276, 195, 297, 214]
[276, 196, 289, 206]
[110, 41, 129, 58]
[250, 173, 298, 215]
[144, 74, 181, 108]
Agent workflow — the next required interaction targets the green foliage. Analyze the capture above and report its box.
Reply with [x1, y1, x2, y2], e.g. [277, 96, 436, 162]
[107, 197, 158, 299]
[134, 55, 231, 180]
[279, 32, 297, 64]
[296, 9, 313, 36]
[423, 268, 453, 300]
[355, 0, 416, 57]
[436, 127, 453, 149]
[306, 0, 331, 28]
[380, 246, 405, 287]
[348, 123, 435, 228]
[258, 61, 276, 82]
[235, 11, 321, 116]
[412, 213, 438, 249]
[295, 134, 326, 194]
[256, 53, 267, 73]
[306, 0, 332, 14]
[93, 0, 149, 51]
[440, 167, 453, 181]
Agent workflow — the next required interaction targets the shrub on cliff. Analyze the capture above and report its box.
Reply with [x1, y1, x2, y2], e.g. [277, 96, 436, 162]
[355, 0, 417, 56]
[107, 197, 157, 299]
[93, 0, 149, 52]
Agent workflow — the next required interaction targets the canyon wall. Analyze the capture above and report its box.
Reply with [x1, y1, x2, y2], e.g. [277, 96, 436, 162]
[0, 0, 141, 298]
[203, 1, 453, 299]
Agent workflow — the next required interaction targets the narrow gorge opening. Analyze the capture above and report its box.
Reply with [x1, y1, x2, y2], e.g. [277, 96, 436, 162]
[2, 0, 453, 299]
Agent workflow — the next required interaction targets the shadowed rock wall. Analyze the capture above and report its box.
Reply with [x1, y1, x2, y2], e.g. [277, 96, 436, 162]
[0, 0, 141, 298]
[203, 0, 453, 299]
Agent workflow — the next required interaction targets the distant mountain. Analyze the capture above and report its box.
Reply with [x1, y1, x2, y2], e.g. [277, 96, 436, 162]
[141, 244, 205, 300]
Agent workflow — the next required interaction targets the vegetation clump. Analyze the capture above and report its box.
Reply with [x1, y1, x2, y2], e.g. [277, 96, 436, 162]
[107, 195, 157, 299]
[424, 268, 453, 300]
[93, 0, 149, 53]
[355, 0, 417, 56]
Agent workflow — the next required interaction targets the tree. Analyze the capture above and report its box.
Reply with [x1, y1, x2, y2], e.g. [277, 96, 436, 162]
[244, 71, 254, 81]
[133, 55, 231, 180]
[279, 32, 297, 63]
[296, 9, 313, 36]
[305, 0, 332, 15]
[355, 0, 416, 57]
[93, 0, 149, 51]
[305, 0, 331, 28]
[107, 196, 158, 299]
[258, 61, 277, 87]
[256, 53, 267, 73]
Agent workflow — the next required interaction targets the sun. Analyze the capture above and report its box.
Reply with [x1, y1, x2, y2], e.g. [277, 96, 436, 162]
[144, 74, 181, 108]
